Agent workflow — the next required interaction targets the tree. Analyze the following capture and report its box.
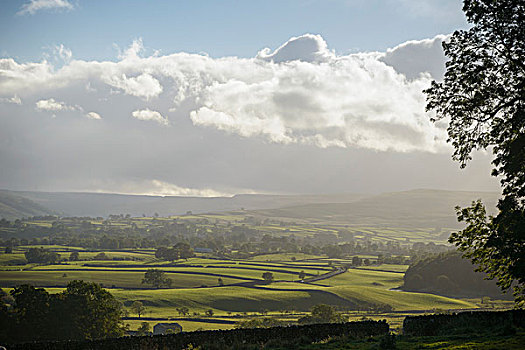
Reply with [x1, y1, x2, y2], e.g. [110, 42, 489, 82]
[5, 281, 124, 343]
[262, 271, 274, 283]
[298, 304, 346, 324]
[56, 280, 125, 340]
[131, 301, 145, 318]
[10, 285, 51, 341]
[142, 269, 173, 288]
[425, 0, 525, 305]
[93, 252, 109, 260]
[24, 247, 59, 264]
[69, 251, 80, 261]
[352, 256, 362, 266]
[177, 306, 189, 316]
[136, 322, 150, 336]
[298, 270, 306, 280]
[173, 242, 194, 260]
[205, 309, 214, 317]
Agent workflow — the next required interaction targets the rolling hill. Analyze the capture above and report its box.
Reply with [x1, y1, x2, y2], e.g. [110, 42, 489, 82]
[252, 189, 500, 228]
[1, 190, 365, 218]
[0, 189, 500, 229]
[0, 190, 57, 220]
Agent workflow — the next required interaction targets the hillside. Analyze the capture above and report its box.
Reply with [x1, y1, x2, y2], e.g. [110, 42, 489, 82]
[0, 189, 501, 228]
[402, 251, 509, 299]
[253, 189, 500, 228]
[0, 190, 57, 220]
[6, 191, 366, 218]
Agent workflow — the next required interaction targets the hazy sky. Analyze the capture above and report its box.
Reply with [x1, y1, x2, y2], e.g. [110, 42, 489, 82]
[0, 0, 500, 196]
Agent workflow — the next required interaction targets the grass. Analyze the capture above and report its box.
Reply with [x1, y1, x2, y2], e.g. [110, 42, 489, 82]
[248, 253, 323, 262]
[295, 332, 525, 349]
[358, 264, 409, 273]
[330, 286, 476, 310]
[0, 246, 499, 334]
[109, 281, 477, 317]
[124, 319, 236, 332]
[0, 270, 242, 288]
[323, 269, 404, 289]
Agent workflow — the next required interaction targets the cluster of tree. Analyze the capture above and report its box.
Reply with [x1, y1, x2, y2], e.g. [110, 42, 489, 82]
[142, 269, 173, 288]
[155, 242, 194, 261]
[262, 272, 274, 283]
[402, 251, 508, 299]
[0, 215, 448, 263]
[24, 247, 60, 264]
[297, 304, 347, 325]
[0, 280, 124, 343]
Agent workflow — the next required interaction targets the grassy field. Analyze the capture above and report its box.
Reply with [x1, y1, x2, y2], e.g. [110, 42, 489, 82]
[0, 246, 508, 334]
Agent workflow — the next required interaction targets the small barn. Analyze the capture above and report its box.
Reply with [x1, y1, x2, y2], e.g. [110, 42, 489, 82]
[153, 322, 182, 335]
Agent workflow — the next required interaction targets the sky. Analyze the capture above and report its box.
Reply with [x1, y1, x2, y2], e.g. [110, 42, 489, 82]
[0, 0, 500, 196]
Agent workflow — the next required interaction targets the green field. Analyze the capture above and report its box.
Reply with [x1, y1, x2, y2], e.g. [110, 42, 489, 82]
[0, 244, 508, 334]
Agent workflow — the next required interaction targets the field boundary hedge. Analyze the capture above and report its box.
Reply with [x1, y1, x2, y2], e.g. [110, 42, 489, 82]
[403, 309, 525, 336]
[7, 320, 389, 350]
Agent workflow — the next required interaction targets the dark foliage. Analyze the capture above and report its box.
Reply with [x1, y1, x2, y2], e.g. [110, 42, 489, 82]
[402, 251, 508, 299]
[425, 0, 525, 305]
[298, 304, 347, 324]
[403, 309, 525, 336]
[1, 281, 124, 344]
[155, 242, 194, 261]
[24, 247, 59, 264]
[6, 320, 389, 350]
[141, 269, 173, 288]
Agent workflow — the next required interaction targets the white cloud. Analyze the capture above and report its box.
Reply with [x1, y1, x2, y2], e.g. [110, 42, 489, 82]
[118, 38, 145, 61]
[256, 34, 334, 63]
[379, 34, 449, 80]
[87, 179, 231, 197]
[0, 34, 450, 152]
[0, 95, 22, 105]
[54, 44, 72, 62]
[35, 98, 75, 111]
[148, 180, 230, 197]
[18, 0, 74, 15]
[132, 109, 169, 126]
[85, 112, 101, 120]
[104, 73, 163, 100]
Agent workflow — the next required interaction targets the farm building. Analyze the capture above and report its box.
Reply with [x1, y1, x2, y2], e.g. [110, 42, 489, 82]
[153, 322, 183, 335]
[194, 247, 214, 253]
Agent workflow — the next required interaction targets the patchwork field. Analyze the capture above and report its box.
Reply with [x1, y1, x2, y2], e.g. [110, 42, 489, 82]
[0, 244, 497, 334]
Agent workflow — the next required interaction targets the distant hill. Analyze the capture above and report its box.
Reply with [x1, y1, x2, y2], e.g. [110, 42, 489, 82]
[0, 189, 500, 228]
[4, 191, 366, 218]
[252, 189, 500, 228]
[0, 190, 57, 220]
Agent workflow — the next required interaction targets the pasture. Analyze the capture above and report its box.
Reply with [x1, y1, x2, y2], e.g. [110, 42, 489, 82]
[0, 240, 505, 333]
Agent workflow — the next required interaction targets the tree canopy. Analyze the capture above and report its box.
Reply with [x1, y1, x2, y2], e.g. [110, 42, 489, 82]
[425, 0, 524, 305]
[1, 280, 124, 343]
[24, 247, 60, 264]
[262, 271, 274, 282]
[142, 269, 173, 288]
[131, 300, 146, 318]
